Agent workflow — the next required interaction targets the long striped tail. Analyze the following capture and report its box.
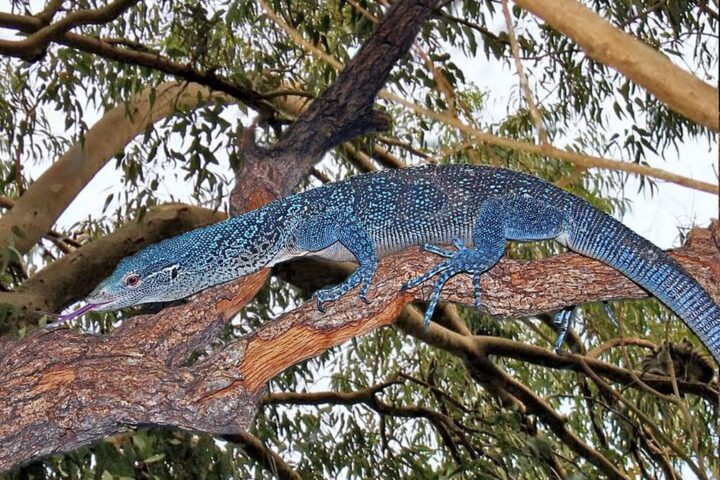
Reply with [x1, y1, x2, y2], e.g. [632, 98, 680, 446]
[567, 203, 720, 365]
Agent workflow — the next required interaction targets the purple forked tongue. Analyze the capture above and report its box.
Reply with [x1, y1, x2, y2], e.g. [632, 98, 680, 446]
[54, 303, 101, 324]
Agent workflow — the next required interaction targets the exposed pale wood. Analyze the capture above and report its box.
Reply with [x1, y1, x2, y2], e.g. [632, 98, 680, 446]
[515, 0, 719, 131]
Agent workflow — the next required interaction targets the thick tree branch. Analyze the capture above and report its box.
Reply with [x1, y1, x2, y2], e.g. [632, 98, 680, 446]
[0, 82, 230, 257]
[514, 0, 719, 131]
[1, 221, 717, 471]
[234, 0, 440, 205]
[0, 196, 79, 251]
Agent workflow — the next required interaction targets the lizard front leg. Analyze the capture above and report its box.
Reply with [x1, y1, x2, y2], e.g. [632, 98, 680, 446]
[288, 211, 378, 311]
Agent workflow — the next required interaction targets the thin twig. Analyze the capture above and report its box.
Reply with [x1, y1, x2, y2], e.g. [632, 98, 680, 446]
[261, 0, 718, 194]
[501, 0, 548, 145]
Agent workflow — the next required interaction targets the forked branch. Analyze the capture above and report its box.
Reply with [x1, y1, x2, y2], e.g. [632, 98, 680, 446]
[1, 221, 717, 472]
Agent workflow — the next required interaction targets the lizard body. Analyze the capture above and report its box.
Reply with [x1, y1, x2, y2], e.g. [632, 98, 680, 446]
[79, 165, 720, 362]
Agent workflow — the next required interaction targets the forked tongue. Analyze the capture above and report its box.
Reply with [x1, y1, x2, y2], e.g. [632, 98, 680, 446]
[52, 303, 101, 325]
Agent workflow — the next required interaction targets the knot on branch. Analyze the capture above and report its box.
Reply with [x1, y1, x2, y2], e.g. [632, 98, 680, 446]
[183, 374, 259, 435]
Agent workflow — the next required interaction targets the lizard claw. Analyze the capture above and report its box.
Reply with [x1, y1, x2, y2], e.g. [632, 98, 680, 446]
[359, 290, 370, 304]
[423, 243, 455, 258]
[314, 293, 326, 312]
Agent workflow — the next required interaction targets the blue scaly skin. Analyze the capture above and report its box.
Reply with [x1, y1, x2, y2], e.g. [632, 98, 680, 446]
[79, 165, 720, 363]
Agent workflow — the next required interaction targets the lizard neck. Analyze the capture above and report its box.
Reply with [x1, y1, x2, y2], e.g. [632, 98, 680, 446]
[179, 197, 305, 292]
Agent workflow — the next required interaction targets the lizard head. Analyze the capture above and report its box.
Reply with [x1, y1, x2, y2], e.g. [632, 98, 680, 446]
[88, 244, 192, 312]
[61, 240, 197, 323]
[55, 212, 272, 324]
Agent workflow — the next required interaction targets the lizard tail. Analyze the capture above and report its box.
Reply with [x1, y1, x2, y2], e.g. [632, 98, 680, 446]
[566, 203, 720, 365]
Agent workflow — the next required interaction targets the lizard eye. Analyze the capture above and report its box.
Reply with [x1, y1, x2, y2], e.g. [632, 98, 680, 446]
[124, 274, 140, 287]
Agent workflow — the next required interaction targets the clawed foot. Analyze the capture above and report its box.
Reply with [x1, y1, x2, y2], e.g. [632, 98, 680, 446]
[401, 238, 488, 330]
[422, 238, 465, 258]
[553, 307, 576, 353]
[313, 267, 374, 312]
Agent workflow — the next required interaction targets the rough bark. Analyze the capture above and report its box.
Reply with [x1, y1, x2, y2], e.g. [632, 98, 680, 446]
[0, 82, 231, 257]
[0, 221, 718, 472]
[0, 204, 226, 331]
[515, 0, 719, 131]
[230, 0, 439, 206]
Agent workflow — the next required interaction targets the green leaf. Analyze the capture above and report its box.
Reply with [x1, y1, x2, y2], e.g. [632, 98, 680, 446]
[144, 453, 165, 464]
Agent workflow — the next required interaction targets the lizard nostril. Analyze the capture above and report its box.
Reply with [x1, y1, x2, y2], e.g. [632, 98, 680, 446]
[89, 288, 107, 299]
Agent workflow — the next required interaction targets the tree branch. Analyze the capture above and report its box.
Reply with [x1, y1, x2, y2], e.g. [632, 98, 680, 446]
[0, 82, 231, 258]
[468, 352, 629, 479]
[514, 0, 719, 131]
[0, 0, 139, 61]
[263, 380, 474, 465]
[387, 91, 719, 194]
[239, 0, 440, 203]
[0, 13, 274, 113]
[222, 432, 303, 480]
[1, 220, 717, 471]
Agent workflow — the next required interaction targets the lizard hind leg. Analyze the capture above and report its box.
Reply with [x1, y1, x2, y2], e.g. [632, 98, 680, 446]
[402, 240, 504, 329]
[402, 199, 506, 328]
[402, 201, 508, 329]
